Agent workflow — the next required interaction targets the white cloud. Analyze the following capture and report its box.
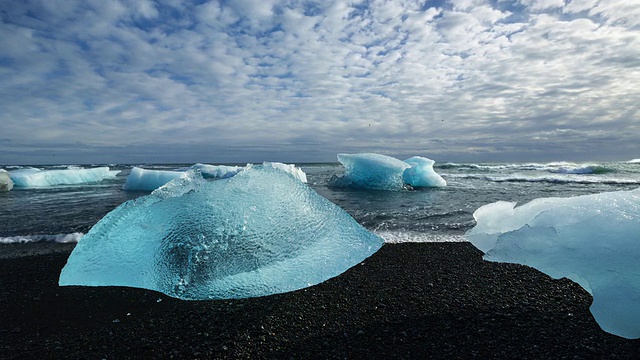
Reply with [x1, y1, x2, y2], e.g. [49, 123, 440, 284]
[590, 0, 640, 27]
[0, 0, 639, 164]
[519, 0, 565, 11]
[131, 0, 159, 19]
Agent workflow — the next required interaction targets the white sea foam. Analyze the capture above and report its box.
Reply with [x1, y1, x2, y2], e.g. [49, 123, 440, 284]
[376, 230, 467, 243]
[0, 233, 84, 244]
[439, 162, 610, 174]
[548, 166, 595, 174]
[439, 163, 554, 171]
[485, 175, 640, 185]
[447, 173, 640, 185]
[0, 231, 464, 245]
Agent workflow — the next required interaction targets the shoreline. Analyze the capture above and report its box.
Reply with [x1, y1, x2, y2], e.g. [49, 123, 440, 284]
[0, 242, 76, 259]
[1, 242, 639, 359]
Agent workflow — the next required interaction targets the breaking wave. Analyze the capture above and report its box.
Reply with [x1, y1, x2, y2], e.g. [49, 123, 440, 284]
[0, 233, 83, 244]
[437, 162, 616, 174]
[482, 175, 640, 185]
[376, 230, 467, 243]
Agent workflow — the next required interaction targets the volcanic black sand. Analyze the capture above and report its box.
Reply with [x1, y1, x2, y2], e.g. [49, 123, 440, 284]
[1, 242, 639, 359]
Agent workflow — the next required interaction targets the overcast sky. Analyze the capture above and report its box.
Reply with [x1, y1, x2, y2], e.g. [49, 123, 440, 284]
[1, 0, 639, 165]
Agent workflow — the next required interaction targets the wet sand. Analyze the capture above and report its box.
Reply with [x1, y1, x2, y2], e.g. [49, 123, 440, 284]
[1, 242, 639, 359]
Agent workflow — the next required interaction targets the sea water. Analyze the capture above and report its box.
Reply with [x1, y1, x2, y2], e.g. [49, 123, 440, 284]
[1, 161, 640, 245]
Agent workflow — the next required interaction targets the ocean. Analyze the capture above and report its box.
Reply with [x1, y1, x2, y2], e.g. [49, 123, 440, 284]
[1, 161, 640, 246]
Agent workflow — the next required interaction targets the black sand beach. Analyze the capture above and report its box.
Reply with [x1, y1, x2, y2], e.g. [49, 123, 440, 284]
[1, 242, 639, 359]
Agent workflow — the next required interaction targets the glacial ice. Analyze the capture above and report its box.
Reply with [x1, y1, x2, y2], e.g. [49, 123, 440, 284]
[59, 165, 384, 300]
[465, 188, 640, 339]
[123, 167, 188, 191]
[190, 162, 308, 182]
[125, 162, 307, 191]
[9, 167, 119, 188]
[184, 163, 243, 179]
[329, 153, 446, 190]
[403, 156, 447, 187]
[331, 153, 409, 190]
[0, 169, 13, 191]
[263, 162, 308, 183]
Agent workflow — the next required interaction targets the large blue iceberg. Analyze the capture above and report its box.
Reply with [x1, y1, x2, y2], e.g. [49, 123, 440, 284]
[466, 188, 640, 339]
[329, 153, 446, 190]
[0, 169, 13, 191]
[59, 165, 383, 299]
[123, 162, 307, 191]
[9, 167, 119, 188]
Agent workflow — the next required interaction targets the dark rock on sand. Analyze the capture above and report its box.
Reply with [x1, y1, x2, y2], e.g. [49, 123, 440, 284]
[1, 243, 639, 359]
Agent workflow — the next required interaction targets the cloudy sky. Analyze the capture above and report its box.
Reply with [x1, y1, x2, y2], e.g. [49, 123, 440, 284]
[1, 0, 639, 165]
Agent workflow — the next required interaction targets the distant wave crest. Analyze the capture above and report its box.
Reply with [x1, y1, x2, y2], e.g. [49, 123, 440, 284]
[437, 162, 616, 174]
[484, 175, 640, 185]
[547, 165, 614, 175]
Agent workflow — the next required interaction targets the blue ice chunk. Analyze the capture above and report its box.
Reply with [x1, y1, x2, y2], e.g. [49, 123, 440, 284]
[330, 153, 410, 190]
[263, 162, 307, 183]
[186, 162, 308, 183]
[123, 167, 187, 191]
[59, 165, 383, 300]
[0, 169, 13, 191]
[403, 156, 447, 187]
[9, 167, 119, 188]
[466, 188, 640, 339]
[330, 153, 445, 190]
[184, 163, 243, 179]
[126, 163, 307, 192]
